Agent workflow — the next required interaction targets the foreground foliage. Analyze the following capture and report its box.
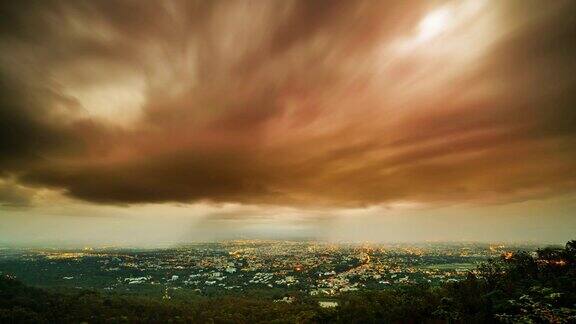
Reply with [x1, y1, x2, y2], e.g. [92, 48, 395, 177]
[1, 241, 575, 323]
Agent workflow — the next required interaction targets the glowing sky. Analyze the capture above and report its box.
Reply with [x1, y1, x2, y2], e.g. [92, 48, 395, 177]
[1, 0, 575, 245]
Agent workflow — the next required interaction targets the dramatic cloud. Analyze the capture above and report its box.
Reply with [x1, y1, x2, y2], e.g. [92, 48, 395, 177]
[0, 178, 34, 207]
[1, 0, 575, 207]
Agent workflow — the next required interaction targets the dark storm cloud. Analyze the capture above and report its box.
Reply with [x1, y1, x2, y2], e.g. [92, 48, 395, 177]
[1, 0, 575, 207]
[22, 150, 277, 204]
[0, 178, 35, 207]
[0, 70, 82, 171]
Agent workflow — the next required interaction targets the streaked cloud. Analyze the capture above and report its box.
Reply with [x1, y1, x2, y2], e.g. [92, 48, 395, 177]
[0, 0, 574, 209]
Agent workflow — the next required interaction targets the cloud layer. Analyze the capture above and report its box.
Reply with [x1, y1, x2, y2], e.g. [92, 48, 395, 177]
[1, 0, 575, 207]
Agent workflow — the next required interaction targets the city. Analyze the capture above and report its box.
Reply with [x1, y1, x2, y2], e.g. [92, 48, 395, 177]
[0, 241, 540, 303]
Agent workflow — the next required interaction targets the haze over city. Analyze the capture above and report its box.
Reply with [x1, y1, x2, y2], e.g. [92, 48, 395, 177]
[1, 0, 575, 246]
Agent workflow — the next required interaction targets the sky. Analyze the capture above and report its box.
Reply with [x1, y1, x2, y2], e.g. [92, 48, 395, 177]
[1, 0, 575, 246]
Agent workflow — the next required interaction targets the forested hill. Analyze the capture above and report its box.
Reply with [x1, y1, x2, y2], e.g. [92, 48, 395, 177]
[1, 241, 575, 323]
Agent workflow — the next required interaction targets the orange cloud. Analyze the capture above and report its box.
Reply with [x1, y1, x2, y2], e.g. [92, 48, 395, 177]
[0, 0, 575, 207]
